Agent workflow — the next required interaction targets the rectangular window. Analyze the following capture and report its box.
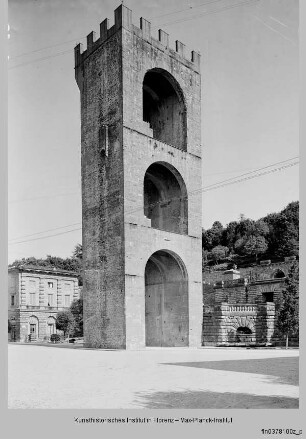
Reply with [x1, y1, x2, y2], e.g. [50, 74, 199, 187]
[48, 282, 54, 288]
[29, 280, 36, 290]
[64, 295, 70, 307]
[48, 294, 53, 306]
[11, 295, 15, 306]
[30, 293, 36, 306]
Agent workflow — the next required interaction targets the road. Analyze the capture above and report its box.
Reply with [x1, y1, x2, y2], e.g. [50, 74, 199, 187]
[8, 344, 299, 409]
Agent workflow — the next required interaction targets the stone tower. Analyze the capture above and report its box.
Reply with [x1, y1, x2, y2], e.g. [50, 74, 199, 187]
[75, 5, 202, 349]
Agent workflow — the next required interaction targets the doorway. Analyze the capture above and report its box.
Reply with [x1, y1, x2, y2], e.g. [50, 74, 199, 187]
[145, 250, 188, 347]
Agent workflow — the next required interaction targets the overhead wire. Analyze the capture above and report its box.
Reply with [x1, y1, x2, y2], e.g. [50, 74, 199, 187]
[9, 0, 259, 69]
[153, 0, 259, 27]
[8, 157, 299, 245]
[150, 0, 230, 20]
[9, 36, 87, 60]
[9, 222, 82, 243]
[8, 48, 73, 70]
[8, 2, 298, 246]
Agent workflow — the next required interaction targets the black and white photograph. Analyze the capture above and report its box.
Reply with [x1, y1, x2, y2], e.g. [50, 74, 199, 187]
[2, 0, 302, 437]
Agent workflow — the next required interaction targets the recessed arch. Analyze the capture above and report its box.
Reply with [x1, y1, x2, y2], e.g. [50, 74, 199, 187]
[47, 316, 56, 336]
[28, 315, 39, 341]
[143, 68, 187, 150]
[144, 161, 188, 234]
[274, 269, 286, 279]
[145, 250, 188, 347]
[236, 327, 252, 335]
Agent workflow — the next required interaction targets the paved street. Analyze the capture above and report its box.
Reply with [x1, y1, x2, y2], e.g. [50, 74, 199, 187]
[8, 344, 299, 409]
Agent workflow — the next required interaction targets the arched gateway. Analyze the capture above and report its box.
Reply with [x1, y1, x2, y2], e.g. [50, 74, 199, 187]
[145, 250, 188, 347]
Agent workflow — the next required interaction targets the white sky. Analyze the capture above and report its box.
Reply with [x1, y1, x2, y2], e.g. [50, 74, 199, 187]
[8, 0, 299, 262]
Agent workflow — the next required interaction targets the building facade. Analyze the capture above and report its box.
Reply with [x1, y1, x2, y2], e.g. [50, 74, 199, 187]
[75, 5, 202, 349]
[202, 259, 297, 346]
[8, 266, 80, 342]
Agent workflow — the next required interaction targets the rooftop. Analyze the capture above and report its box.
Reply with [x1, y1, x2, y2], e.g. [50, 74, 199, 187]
[8, 265, 79, 277]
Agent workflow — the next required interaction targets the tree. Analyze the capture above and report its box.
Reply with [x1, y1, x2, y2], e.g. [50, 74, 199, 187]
[276, 263, 299, 348]
[235, 218, 255, 239]
[70, 299, 83, 337]
[223, 221, 239, 252]
[202, 249, 209, 269]
[210, 221, 224, 247]
[211, 245, 229, 264]
[72, 243, 82, 260]
[254, 219, 269, 236]
[202, 228, 212, 251]
[56, 311, 73, 337]
[243, 235, 268, 261]
[234, 237, 246, 256]
[264, 202, 299, 257]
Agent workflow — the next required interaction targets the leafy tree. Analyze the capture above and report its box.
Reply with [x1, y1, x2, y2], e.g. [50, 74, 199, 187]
[202, 249, 209, 269]
[201, 202, 298, 263]
[276, 226, 299, 257]
[254, 219, 269, 236]
[282, 201, 299, 226]
[210, 221, 224, 247]
[70, 299, 83, 337]
[276, 263, 299, 348]
[211, 245, 229, 264]
[202, 222, 224, 251]
[264, 202, 299, 257]
[202, 228, 212, 251]
[235, 218, 255, 239]
[234, 237, 246, 256]
[72, 243, 82, 260]
[56, 311, 73, 337]
[223, 221, 239, 252]
[243, 235, 268, 260]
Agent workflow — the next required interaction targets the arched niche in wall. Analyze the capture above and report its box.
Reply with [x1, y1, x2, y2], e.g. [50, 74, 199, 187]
[145, 249, 188, 347]
[143, 161, 188, 234]
[143, 68, 187, 151]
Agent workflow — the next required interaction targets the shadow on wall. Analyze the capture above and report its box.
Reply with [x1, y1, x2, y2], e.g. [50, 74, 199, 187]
[134, 389, 298, 409]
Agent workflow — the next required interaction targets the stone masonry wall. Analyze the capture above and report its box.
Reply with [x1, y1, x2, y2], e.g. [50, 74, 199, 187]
[121, 13, 202, 348]
[202, 273, 287, 346]
[77, 27, 126, 348]
[75, 5, 202, 349]
[203, 259, 294, 285]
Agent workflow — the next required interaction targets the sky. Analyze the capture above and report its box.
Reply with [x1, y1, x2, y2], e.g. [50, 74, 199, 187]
[7, 0, 299, 262]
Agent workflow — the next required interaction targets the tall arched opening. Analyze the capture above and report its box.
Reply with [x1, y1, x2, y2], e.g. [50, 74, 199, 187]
[144, 162, 188, 234]
[145, 250, 188, 347]
[143, 68, 187, 150]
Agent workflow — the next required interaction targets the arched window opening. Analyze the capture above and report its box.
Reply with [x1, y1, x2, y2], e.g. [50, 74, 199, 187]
[145, 250, 188, 347]
[143, 69, 187, 151]
[144, 162, 188, 234]
[274, 269, 286, 279]
[47, 316, 56, 337]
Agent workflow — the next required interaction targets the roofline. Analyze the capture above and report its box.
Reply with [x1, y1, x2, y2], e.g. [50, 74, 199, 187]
[8, 265, 79, 277]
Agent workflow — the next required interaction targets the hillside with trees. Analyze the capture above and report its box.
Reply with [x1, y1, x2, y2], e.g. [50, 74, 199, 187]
[202, 201, 299, 268]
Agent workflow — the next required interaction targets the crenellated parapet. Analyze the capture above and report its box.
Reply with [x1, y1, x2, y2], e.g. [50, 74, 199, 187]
[74, 4, 200, 72]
